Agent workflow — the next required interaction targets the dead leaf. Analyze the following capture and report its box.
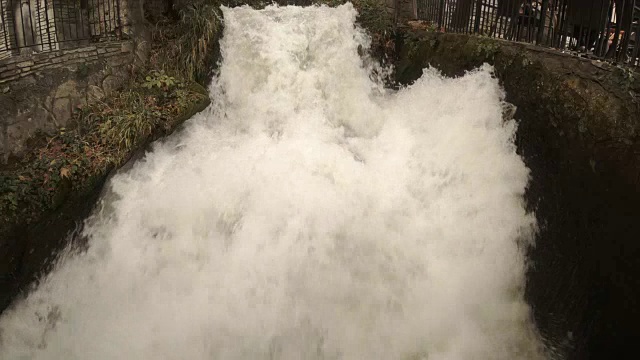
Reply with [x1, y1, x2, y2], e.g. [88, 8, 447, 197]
[60, 167, 71, 179]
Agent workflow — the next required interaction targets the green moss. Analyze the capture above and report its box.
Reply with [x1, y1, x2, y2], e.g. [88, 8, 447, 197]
[474, 38, 500, 61]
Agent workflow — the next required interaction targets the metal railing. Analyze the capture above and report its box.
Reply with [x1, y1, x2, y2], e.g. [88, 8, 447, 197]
[0, 0, 123, 59]
[416, 0, 640, 67]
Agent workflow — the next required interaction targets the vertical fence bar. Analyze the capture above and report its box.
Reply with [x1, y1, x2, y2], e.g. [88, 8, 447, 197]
[505, 0, 514, 40]
[51, 0, 61, 41]
[595, 0, 610, 57]
[444, 0, 450, 31]
[491, 0, 498, 35]
[115, 0, 121, 36]
[620, 2, 633, 63]
[460, 0, 470, 34]
[1, 0, 9, 49]
[72, 0, 79, 40]
[466, 0, 473, 33]
[101, 0, 108, 37]
[529, 0, 536, 43]
[107, 0, 112, 35]
[558, 0, 568, 49]
[498, 0, 508, 40]
[473, 0, 482, 34]
[93, 0, 98, 38]
[479, 0, 488, 35]
[583, 0, 594, 51]
[17, 0, 25, 47]
[434, 0, 438, 21]
[424, 0, 430, 21]
[107, 0, 113, 35]
[26, 0, 36, 46]
[44, 0, 52, 48]
[96, 0, 102, 37]
[485, 0, 492, 37]
[632, 22, 640, 66]
[430, 0, 436, 22]
[458, 0, 464, 33]
[603, 1, 615, 56]
[438, 0, 445, 30]
[66, 0, 72, 41]
[433, 0, 438, 22]
[498, 0, 506, 39]
[545, 0, 557, 45]
[537, 0, 548, 44]
[78, 0, 85, 39]
[611, 0, 625, 61]
[449, 0, 464, 32]
[35, 0, 44, 49]
[453, 0, 459, 32]
[546, 0, 555, 45]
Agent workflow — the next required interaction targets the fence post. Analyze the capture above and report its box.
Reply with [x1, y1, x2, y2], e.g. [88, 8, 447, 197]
[438, 0, 445, 29]
[536, 0, 549, 45]
[473, 0, 482, 33]
[609, 0, 626, 60]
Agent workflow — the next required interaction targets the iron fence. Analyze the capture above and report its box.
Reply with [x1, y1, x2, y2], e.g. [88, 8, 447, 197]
[0, 0, 124, 59]
[417, 0, 640, 67]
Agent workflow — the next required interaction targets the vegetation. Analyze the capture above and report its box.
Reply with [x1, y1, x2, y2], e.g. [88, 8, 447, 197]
[0, 70, 208, 229]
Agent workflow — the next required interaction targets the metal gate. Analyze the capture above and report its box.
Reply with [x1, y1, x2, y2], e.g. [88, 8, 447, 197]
[0, 0, 123, 59]
[416, 0, 639, 67]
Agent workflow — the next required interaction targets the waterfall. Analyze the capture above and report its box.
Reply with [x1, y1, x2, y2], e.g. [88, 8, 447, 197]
[0, 4, 544, 359]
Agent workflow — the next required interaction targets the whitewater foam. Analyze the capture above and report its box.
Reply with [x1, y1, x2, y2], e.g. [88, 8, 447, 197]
[0, 4, 543, 359]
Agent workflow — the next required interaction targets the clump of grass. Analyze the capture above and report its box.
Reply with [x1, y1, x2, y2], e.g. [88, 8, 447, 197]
[151, 1, 223, 83]
[149, 0, 267, 83]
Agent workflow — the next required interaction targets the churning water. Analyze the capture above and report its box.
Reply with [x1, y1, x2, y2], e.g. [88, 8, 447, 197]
[0, 4, 545, 359]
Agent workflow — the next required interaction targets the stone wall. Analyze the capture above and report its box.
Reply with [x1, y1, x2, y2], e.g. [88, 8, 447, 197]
[0, 0, 146, 164]
[0, 41, 136, 163]
[395, 28, 640, 359]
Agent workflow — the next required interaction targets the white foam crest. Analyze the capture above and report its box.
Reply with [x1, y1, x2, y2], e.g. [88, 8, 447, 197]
[0, 4, 544, 359]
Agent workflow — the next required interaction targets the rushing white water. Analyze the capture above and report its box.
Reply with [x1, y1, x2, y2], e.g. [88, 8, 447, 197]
[0, 4, 544, 360]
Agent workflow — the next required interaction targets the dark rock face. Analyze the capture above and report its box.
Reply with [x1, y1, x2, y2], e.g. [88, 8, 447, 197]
[395, 29, 640, 359]
[0, 89, 211, 316]
[0, 173, 110, 313]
